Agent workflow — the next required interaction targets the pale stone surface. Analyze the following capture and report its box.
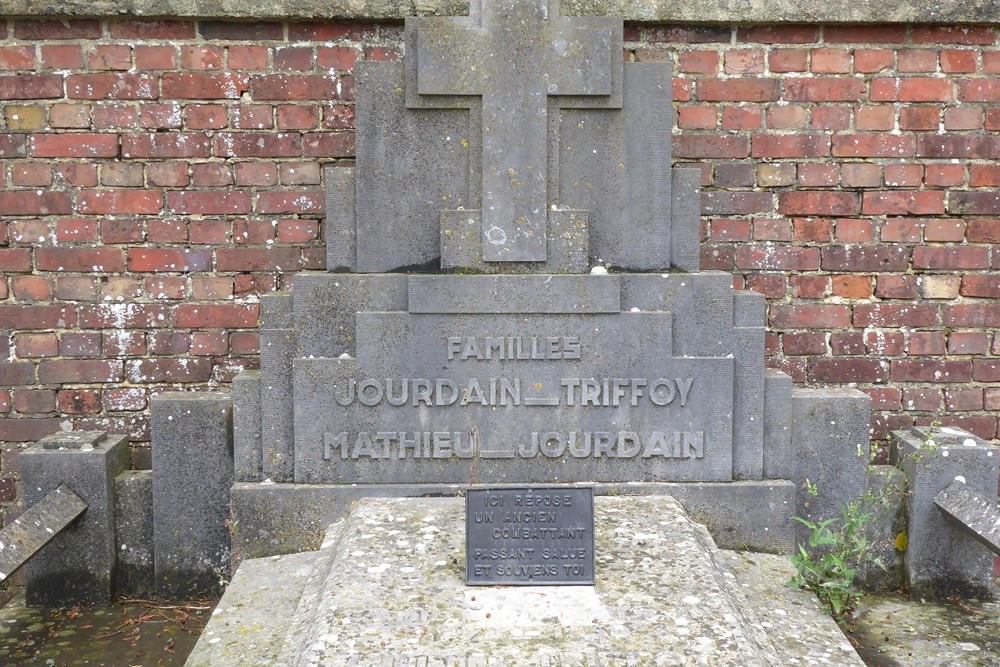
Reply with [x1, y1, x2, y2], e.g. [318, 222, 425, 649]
[936, 478, 1000, 557]
[189, 496, 861, 667]
[0, 484, 86, 584]
[14, 0, 998, 23]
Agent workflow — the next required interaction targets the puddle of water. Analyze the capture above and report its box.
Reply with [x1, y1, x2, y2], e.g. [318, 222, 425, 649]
[0, 593, 214, 666]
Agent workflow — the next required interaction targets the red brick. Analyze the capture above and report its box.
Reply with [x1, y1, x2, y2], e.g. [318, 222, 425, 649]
[939, 416, 997, 440]
[782, 332, 827, 355]
[783, 77, 864, 101]
[890, 359, 971, 383]
[835, 219, 875, 243]
[135, 46, 176, 70]
[317, 46, 359, 72]
[865, 330, 905, 355]
[678, 50, 718, 74]
[0, 248, 31, 273]
[697, 78, 780, 102]
[66, 73, 158, 100]
[841, 163, 881, 188]
[102, 330, 146, 356]
[174, 303, 260, 328]
[854, 49, 893, 73]
[948, 332, 988, 355]
[797, 163, 838, 187]
[0, 191, 71, 215]
[919, 135, 1000, 159]
[824, 26, 907, 43]
[40, 45, 83, 70]
[940, 49, 978, 73]
[708, 218, 750, 241]
[184, 104, 228, 129]
[102, 277, 143, 301]
[961, 275, 1000, 298]
[38, 359, 122, 383]
[701, 192, 772, 215]
[736, 25, 818, 44]
[911, 26, 996, 45]
[250, 75, 337, 100]
[78, 190, 163, 215]
[49, 104, 90, 128]
[923, 219, 966, 242]
[811, 48, 852, 73]
[970, 164, 1000, 187]
[832, 274, 873, 298]
[36, 248, 125, 273]
[862, 191, 945, 215]
[882, 164, 922, 187]
[126, 358, 213, 383]
[30, 134, 118, 158]
[101, 220, 146, 244]
[898, 50, 937, 73]
[233, 273, 278, 297]
[365, 47, 401, 62]
[279, 162, 321, 186]
[792, 218, 832, 242]
[898, 106, 939, 131]
[902, 387, 941, 411]
[110, 19, 195, 39]
[105, 387, 147, 411]
[865, 387, 902, 411]
[257, 191, 324, 214]
[228, 45, 268, 70]
[189, 220, 230, 244]
[973, 359, 1000, 382]
[871, 78, 952, 102]
[91, 103, 137, 129]
[162, 72, 248, 99]
[11, 275, 52, 301]
[148, 331, 191, 355]
[943, 107, 984, 130]
[302, 132, 356, 158]
[191, 331, 228, 355]
[751, 133, 829, 158]
[907, 331, 946, 355]
[147, 162, 190, 187]
[678, 106, 716, 129]
[821, 245, 910, 271]
[168, 191, 252, 215]
[0, 46, 36, 71]
[0, 74, 62, 99]
[0, 361, 35, 385]
[770, 303, 851, 328]
[215, 248, 303, 272]
[287, 22, 377, 41]
[949, 192, 1000, 215]
[0, 417, 63, 442]
[233, 219, 277, 244]
[77, 303, 171, 329]
[275, 46, 314, 71]
[831, 134, 914, 158]
[880, 218, 922, 242]
[724, 49, 764, 74]
[230, 332, 260, 355]
[14, 19, 102, 39]
[673, 135, 748, 159]
[809, 358, 888, 383]
[214, 132, 302, 158]
[128, 248, 213, 272]
[913, 246, 990, 270]
[89, 45, 132, 71]
[182, 45, 225, 70]
[58, 389, 102, 414]
[13, 332, 59, 357]
[744, 274, 786, 299]
[199, 21, 283, 41]
[855, 105, 894, 131]
[277, 105, 319, 130]
[924, 164, 965, 187]
[121, 132, 212, 158]
[720, 107, 762, 130]
[59, 331, 101, 357]
[778, 191, 858, 216]
[55, 278, 101, 303]
[768, 49, 807, 72]
[853, 303, 938, 327]
[192, 277, 233, 300]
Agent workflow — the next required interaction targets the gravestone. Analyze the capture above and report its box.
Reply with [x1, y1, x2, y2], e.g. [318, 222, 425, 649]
[218, 0, 875, 566]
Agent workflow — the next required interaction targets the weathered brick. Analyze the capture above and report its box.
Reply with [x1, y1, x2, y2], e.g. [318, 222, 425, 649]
[199, 21, 283, 41]
[256, 191, 324, 214]
[853, 303, 938, 327]
[809, 358, 888, 384]
[0, 417, 62, 442]
[78, 190, 164, 215]
[127, 248, 213, 272]
[214, 132, 302, 157]
[30, 134, 119, 158]
[77, 303, 171, 329]
[110, 19, 195, 39]
[821, 245, 910, 272]
[36, 248, 126, 273]
[961, 275, 1000, 298]
[783, 77, 865, 101]
[0, 191, 71, 215]
[167, 191, 252, 215]
[778, 191, 858, 216]
[121, 132, 212, 158]
[751, 133, 829, 158]
[890, 359, 971, 383]
[66, 73, 158, 100]
[871, 78, 952, 102]
[302, 132, 355, 157]
[865, 330, 905, 355]
[14, 19, 102, 39]
[58, 389, 102, 414]
[215, 248, 303, 272]
[697, 78, 780, 102]
[918, 135, 1000, 159]
[700, 192, 772, 215]
[782, 331, 827, 355]
[949, 192, 1000, 215]
[250, 75, 337, 100]
[38, 359, 123, 383]
[862, 191, 945, 215]
[902, 387, 941, 411]
[832, 134, 914, 158]
[174, 303, 259, 328]
[770, 303, 851, 328]
[162, 72, 248, 99]
[944, 304, 1000, 328]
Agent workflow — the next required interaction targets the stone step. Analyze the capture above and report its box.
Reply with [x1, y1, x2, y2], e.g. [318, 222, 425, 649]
[188, 496, 863, 667]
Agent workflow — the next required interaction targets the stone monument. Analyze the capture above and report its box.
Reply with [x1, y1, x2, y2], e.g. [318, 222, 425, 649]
[220, 0, 873, 563]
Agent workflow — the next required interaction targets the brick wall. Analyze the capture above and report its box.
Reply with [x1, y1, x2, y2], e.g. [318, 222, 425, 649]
[1, 19, 998, 515]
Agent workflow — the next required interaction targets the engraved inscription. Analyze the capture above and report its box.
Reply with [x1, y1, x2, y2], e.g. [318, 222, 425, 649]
[466, 488, 595, 585]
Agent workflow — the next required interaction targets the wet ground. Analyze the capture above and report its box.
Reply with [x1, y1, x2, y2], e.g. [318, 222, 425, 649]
[0, 592, 212, 666]
[846, 593, 1000, 667]
[1, 587, 999, 666]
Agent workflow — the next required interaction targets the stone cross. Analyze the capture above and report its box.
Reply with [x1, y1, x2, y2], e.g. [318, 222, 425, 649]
[411, 0, 618, 262]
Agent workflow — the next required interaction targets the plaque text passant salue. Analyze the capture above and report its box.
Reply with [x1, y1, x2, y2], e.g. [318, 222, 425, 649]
[466, 487, 595, 586]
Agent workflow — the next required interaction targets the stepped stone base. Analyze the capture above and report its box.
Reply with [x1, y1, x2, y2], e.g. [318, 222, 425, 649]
[230, 480, 796, 559]
[190, 496, 862, 667]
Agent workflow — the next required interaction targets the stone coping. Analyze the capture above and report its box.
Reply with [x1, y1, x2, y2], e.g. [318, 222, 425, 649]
[1, 0, 997, 24]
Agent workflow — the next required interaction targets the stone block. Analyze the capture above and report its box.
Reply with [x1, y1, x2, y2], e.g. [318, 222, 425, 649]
[935, 479, 1000, 556]
[408, 274, 620, 313]
[898, 425, 1000, 599]
[0, 484, 86, 586]
[114, 469, 154, 597]
[230, 480, 794, 559]
[671, 167, 703, 272]
[21, 431, 129, 606]
[260, 328, 295, 482]
[324, 165, 356, 271]
[763, 369, 793, 479]
[859, 465, 905, 592]
[790, 387, 870, 547]
[233, 370, 263, 482]
[152, 393, 233, 598]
